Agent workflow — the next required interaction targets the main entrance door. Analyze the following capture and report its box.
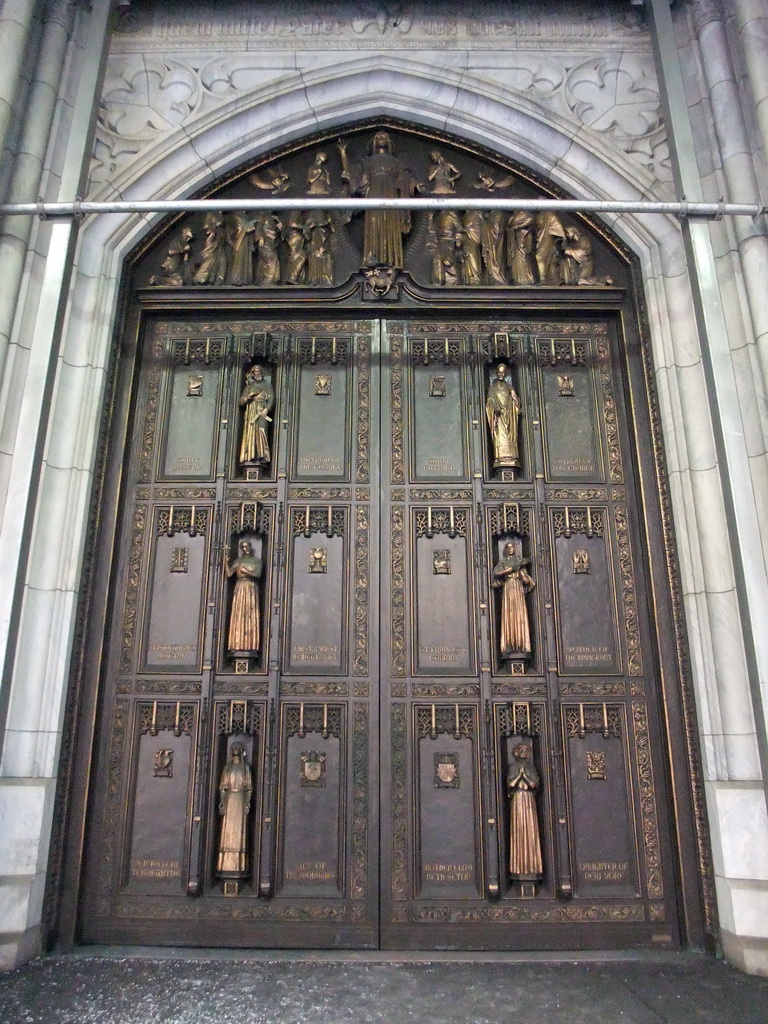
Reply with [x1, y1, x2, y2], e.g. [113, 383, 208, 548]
[77, 312, 686, 950]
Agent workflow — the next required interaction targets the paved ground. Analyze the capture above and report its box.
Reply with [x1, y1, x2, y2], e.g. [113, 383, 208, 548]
[1, 950, 767, 1024]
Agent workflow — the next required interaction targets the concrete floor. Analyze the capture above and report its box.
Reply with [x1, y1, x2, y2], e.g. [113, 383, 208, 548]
[1, 950, 767, 1024]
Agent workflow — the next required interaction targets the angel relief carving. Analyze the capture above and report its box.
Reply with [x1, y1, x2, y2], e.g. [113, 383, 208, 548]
[145, 132, 616, 291]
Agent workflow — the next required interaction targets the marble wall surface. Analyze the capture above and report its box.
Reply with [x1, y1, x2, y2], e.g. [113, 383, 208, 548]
[0, 0, 766, 974]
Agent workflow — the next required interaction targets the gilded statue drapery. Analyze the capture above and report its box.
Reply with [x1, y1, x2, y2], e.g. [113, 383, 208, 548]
[238, 365, 274, 467]
[507, 741, 543, 880]
[339, 131, 413, 269]
[491, 541, 535, 656]
[224, 540, 262, 654]
[217, 742, 252, 876]
[485, 363, 521, 470]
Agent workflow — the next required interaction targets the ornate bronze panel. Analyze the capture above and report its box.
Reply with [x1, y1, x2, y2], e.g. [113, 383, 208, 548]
[67, 126, 706, 955]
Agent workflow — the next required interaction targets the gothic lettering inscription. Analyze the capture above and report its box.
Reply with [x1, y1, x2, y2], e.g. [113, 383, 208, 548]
[424, 458, 456, 472]
[419, 645, 467, 663]
[579, 861, 629, 883]
[424, 862, 474, 883]
[298, 456, 342, 471]
[564, 644, 611, 663]
[148, 643, 196, 661]
[292, 644, 340, 662]
[131, 858, 181, 880]
[285, 860, 334, 882]
[551, 457, 595, 474]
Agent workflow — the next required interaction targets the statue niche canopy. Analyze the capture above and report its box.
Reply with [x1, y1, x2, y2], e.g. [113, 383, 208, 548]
[138, 124, 627, 299]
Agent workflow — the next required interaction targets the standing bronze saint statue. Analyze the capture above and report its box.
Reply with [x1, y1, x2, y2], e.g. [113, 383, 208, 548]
[238, 364, 274, 468]
[491, 541, 535, 657]
[338, 131, 414, 268]
[486, 363, 521, 471]
[507, 741, 543, 881]
[216, 742, 253, 877]
[224, 539, 262, 655]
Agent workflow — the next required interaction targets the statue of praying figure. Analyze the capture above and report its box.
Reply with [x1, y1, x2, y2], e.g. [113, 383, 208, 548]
[216, 742, 252, 877]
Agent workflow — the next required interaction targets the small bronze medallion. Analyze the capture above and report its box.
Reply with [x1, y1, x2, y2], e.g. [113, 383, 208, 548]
[170, 547, 188, 573]
[557, 373, 574, 397]
[433, 549, 451, 574]
[309, 547, 328, 573]
[572, 549, 590, 574]
[587, 750, 607, 780]
[434, 752, 459, 789]
[300, 750, 326, 787]
[153, 749, 173, 778]
[429, 375, 447, 397]
[315, 373, 332, 396]
[187, 373, 203, 397]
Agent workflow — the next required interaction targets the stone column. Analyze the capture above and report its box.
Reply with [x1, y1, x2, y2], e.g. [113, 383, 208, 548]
[0, 0, 41, 163]
[0, 0, 114, 972]
[0, 0, 80, 380]
[731, 0, 768, 195]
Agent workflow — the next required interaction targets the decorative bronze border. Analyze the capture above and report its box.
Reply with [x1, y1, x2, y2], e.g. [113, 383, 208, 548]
[351, 702, 368, 900]
[615, 505, 643, 675]
[598, 340, 623, 484]
[391, 505, 406, 678]
[390, 327, 404, 484]
[391, 703, 408, 901]
[289, 487, 351, 499]
[356, 330, 370, 483]
[138, 334, 163, 482]
[559, 681, 626, 696]
[96, 699, 130, 912]
[410, 903, 645, 923]
[354, 505, 369, 676]
[118, 506, 146, 674]
[632, 700, 663, 900]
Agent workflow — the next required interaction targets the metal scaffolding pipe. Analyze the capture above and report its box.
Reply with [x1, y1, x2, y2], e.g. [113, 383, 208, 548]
[0, 197, 765, 219]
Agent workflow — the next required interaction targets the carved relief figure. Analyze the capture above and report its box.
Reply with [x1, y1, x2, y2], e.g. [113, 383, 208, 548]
[338, 131, 414, 268]
[507, 211, 536, 285]
[150, 226, 194, 286]
[238, 364, 274, 468]
[306, 151, 331, 195]
[306, 209, 334, 286]
[507, 741, 543, 881]
[282, 211, 308, 285]
[485, 363, 521, 470]
[424, 149, 461, 194]
[535, 210, 566, 285]
[562, 226, 595, 285]
[491, 541, 535, 657]
[224, 539, 262, 655]
[254, 213, 282, 285]
[193, 213, 227, 285]
[428, 210, 463, 286]
[461, 211, 484, 286]
[216, 742, 252, 876]
[482, 211, 508, 284]
[227, 212, 257, 286]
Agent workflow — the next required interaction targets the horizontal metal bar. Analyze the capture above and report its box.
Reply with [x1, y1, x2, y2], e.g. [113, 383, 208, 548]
[0, 197, 765, 219]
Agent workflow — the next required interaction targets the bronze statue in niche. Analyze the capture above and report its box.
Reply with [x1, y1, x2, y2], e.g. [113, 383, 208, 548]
[338, 131, 414, 268]
[491, 541, 535, 657]
[216, 741, 253, 877]
[486, 363, 521, 472]
[224, 539, 262, 656]
[506, 211, 536, 285]
[507, 740, 543, 882]
[428, 210, 463, 286]
[305, 209, 335, 286]
[534, 210, 566, 285]
[238, 364, 274, 469]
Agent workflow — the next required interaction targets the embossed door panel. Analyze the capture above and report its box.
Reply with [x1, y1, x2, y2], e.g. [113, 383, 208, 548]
[79, 313, 685, 951]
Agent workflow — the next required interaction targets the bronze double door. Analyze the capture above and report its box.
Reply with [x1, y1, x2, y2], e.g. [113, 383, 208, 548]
[80, 313, 682, 950]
